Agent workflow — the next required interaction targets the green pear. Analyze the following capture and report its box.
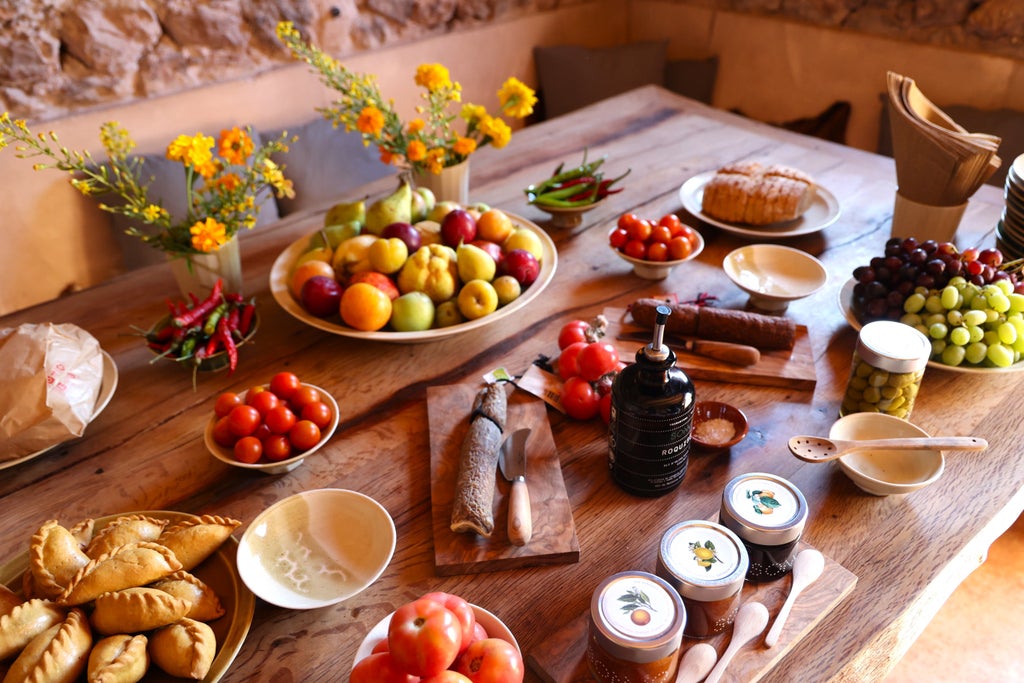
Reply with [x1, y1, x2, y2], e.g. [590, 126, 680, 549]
[457, 243, 496, 283]
[364, 178, 412, 235]
[416, 187, 436, 213]
[323, 220, 362, 248]
[324, 198, 366, 228]
[410, 190, 429, 223]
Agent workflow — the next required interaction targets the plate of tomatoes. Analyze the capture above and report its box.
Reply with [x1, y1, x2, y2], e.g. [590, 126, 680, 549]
[205, 372, 340, 474]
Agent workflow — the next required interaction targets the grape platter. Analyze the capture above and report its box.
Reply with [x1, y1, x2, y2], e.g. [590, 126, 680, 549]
[850, 237, 1024, 368]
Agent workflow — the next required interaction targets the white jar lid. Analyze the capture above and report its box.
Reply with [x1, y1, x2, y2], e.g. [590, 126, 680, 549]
[856, 320, 931, 373]
[656, 520, 748, 602]
[589, 571, 685, 663]
[719, 472, 808, 546]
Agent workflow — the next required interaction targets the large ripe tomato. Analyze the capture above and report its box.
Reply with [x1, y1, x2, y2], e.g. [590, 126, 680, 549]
[577, 342, 619, 383]
[349, 652, 418, 683]
[422, 592, 475, 653]
[556, 341, 588, 379]
[453, 638, 524, 683]
[422, 673, 473, 683]
[233, 436, 262, 464]
[557, 320, 589, 350]
[387, 597, 463, 677]
[561, 376, 599, 421]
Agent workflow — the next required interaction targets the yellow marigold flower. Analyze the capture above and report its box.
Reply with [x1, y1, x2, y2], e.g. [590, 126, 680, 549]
[166, 133, 214, 169]
[498, 77, 537, 119]
[211, 172, 242, 192]
[142, 204, 166, 222]
[406, 139, 427, 162]
[190, 217, 227, 252]
[479, 115, 512, 148]
[407, 118, 425, 134]
[424, 148, 446, 175]
[453, 136, 477, 157]
[461, 104, 486, 122]
[194, 158, 219, 179]
[356, 106, 385, 136]
[379, 148, 395, 165]
[219, 127, 254, 165]
[415, 64, 451, 92]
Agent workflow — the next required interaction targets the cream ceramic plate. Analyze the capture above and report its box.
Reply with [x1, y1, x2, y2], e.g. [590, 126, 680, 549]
[269, 212, 557, 343]
[353, 604, 520, 665]
[237, 489, 396, 610]
[0, 350, 118, 471]
[838, 278, 1024, 373]
[723, 244, 828, 311]
[679, 171, 841, 238]
[0, 510, 255, 683]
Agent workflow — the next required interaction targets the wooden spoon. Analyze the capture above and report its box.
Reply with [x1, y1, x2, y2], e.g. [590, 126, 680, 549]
[702, 601, 769, 683]
[764, 549, 825, 647]
[788, 435, 987, 462]
[675, 642, 717, 683]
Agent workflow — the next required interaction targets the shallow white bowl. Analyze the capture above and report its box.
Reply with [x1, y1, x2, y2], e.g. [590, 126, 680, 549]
[353, 604, 520, 665]
[236, 489, 395, 609]
[609, 229, 705, 280]
[829, 413, 945, 496]
[723, 244, 827, 312]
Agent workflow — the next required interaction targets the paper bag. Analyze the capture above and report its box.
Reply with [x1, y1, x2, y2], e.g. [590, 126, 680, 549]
[0, 323, 104, 460]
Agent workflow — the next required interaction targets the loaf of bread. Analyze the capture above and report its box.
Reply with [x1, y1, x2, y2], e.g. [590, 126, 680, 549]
[701, 162, 816, 225]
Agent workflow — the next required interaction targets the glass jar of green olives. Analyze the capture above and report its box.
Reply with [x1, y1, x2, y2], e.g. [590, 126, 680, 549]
[840, 320, 931, 419]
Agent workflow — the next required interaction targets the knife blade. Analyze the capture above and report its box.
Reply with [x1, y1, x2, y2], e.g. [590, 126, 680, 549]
[498, 428, 532, 545]
[617, 333, 761, 366]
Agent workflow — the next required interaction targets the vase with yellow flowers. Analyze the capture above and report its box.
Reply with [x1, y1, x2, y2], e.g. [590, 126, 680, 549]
[0, 114, 295, 297]
[276, 21, 536, 205]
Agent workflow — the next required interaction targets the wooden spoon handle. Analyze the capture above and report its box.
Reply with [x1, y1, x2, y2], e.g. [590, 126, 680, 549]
[844, 436, 988, 452]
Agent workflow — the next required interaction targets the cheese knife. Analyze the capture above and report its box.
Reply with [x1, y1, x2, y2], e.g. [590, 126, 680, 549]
[616, 333, 761, 366]
[498, 428, 532, 546]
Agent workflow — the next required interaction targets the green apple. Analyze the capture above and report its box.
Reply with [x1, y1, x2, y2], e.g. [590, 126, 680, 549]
[456, 243, 496, 283]
[323, 221, 363, 249]
[427, 200, 461, 223]
[390, 291, 435, 331]
[492, 274, 521, 306]
[457, 279, 499, 320]
[435, 300, 464, 328]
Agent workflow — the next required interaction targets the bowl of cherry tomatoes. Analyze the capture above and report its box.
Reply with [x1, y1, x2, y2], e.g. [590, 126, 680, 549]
[609, 212, 704, 279]
[205, 371, 340, 475]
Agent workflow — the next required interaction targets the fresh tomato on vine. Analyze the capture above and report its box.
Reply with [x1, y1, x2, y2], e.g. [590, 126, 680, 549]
[453, 638, 525, 683]
[422, 592, 476, 653]
[387, 597, 463, 677]
[561, 376, 600, 421]
[557, 320, 590, 350]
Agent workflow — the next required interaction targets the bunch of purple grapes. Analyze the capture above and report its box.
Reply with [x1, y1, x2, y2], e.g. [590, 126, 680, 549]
[852, 237, 1022, 322]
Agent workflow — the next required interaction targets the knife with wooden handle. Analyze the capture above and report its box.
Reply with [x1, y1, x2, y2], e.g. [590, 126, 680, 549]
[498, 428, 532, 545]
[617, 333, 761, 366]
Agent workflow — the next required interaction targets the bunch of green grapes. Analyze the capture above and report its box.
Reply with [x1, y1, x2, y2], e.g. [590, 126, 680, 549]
[901, 277, 1024, 367]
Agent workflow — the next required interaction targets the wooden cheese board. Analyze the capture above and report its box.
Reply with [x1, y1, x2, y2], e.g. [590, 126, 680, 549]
[526, 540, 856, 683]
[604, 307, 817, 389]
[427, 382, 580, 576]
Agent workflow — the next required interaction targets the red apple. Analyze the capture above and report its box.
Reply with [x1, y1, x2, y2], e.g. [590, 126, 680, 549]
[382, 222, 422, 253]
[300, 275, 343, 317]
[348, 271, 400, 300]
[440, 209, 477, 247]
[470, 240, 504, 270]
[502, 248, 540, 287]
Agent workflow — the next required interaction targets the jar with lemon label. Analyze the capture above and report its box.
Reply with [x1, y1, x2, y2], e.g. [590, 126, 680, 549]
[840, 320, 931, 419]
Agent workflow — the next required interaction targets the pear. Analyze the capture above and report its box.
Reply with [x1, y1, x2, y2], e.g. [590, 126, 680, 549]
[324, 198, 366, 228]
[364, 179, 412, 235]
[322, 220, 362, 248]
[457, 243, 496, 283]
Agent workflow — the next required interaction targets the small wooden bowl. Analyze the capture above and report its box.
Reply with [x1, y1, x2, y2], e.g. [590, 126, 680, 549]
[692, 401, 749, 450]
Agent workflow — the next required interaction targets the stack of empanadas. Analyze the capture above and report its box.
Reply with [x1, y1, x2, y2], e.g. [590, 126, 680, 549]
[0, 511, 241, 682]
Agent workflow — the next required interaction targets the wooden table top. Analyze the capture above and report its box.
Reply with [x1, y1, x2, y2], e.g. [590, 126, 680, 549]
[2, 85, 1021, 682]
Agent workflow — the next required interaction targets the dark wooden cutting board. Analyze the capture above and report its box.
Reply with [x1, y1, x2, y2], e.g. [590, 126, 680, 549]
[428, 383, 580, 576]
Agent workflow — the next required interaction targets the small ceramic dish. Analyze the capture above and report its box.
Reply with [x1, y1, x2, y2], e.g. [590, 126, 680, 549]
[609, 229, 705, 280]
[691, 401, 749, 450]
[829, 413, 945, 496]
[236, 488, 396, 610]
[722, 244, 827, 312]
[353, 604, 520, 665]
[204, 383, 339, 475]
[534, 197, 607, 229]
[145, 310, 260, 372]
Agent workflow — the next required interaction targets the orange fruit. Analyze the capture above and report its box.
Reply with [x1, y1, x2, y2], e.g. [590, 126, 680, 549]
[340, 282, 392, 331]
[291, 260, 336, 299]
[476, 209, 514, 243]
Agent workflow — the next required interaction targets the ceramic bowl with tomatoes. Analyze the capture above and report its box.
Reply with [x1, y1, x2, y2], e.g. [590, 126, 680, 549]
[608, 212, 704, 280]
[205, 373, 340, 475]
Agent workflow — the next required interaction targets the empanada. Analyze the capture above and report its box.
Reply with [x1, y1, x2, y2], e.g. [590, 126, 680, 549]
[0, 584, 22, 617]
[0, 598, 67, 660]
[3, 608, 91, 683]
[90, 588, 190, 635]
[86, 515, 168, 559]
[148, 618, 216, 680]
[58, 542, 182, 607]
[158, 515, 240, 571]
[87, 634, 149, 683]
[28, 520, 91, 600]
[151, 571, 225, 622]
[68, 518, 95, 548]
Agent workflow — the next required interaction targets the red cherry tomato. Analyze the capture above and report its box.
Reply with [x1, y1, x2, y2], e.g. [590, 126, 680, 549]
[561, 376, 599, 421]
[649, 224, 672, 244]
[625, 219, 652, 242]
[422, 592, 476, 653]
[623, 239, 647, 260]
[265, 405, 297, 435]
[387, 597, 463, 677]
[262, 434, 293, 462]
[667, 236, 693, 261]
[453, 638, 525, 683]
[350, 652, 419, 683]
[658, 213, 683, 235]
[608, 227, 629, 250]
[252, 422, 272, 442]
[269, 371, 301, 400]
[233, 436, 262, 464]
[244, 386, 268, 406]
[617, 212, 641, 232]
[212, 416, 237, 448]
[226, 405, 261, 437]
[647, 242, 669, 262]
[556, 341, 589, 379]
[599, 393, 612, 424]
[301, 401, 334, 430]
[557, 320, 589, 351]
[288, 420, 321, 452]
[577, 342, 619, 382]
[247, 390, 280, 418]
[214, 392, 243, 418]
[289, 385, 321, 414]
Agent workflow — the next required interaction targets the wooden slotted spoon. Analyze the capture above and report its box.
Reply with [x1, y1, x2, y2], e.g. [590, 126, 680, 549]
[788, 435, 988, 462]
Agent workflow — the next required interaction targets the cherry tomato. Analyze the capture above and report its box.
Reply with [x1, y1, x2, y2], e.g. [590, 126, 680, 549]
[453, 638, 525, 683]
[649, 224, 672, 244]
[623, 239, 647, 260]
[557, 320, 589, 350]
[233, 436, 262, 464]
[577, 342, 619, 382]
[214, 392, 243, 418]
[226, 405, 261, 437]
[269, 371, 301, 400]
[387, 597, 463, 677]
[561, 376, 599, 421]
[212, 416, 237, 448]
[350, 652, 418, 683]
[608, 227, 629, 250]
[625, 219, 652, 242]
[617, 212, 641, 232]
[265, 405, 297, 435]
[599, 392, 612, 424]
[301, 401, 334, 430]
[667, 236, 693, 261]
[556, 341, 589, 379]
[247, 390, 280, 418]
[658, 213, 683, 235]
[422, 591, 476, 653]
[647, 242, 669, 262]
[423, 673, 474, 683]
[262, 434, 293, 462]
[252, 422, 272, 442]
[289, 420, 321, 451]
[244, 386, 268, 405]
[289, 385, 321, 414]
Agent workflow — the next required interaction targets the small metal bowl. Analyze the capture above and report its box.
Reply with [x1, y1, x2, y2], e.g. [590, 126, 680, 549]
[534, 197, 607, 229]
[691, 401, 749, 450]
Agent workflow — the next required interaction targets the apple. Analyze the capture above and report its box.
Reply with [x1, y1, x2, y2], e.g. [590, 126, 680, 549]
[441, 209, 477, 248]
[502, 248, 540, 287]
[492, 274, 521, 306]
[470, 240, 504, 270]
[456, 243, 496, 283]
[390, 291, 435, 331]
[348, 270, 400, 300]
[457, 279, 499, 320]
[300, 275, 343, 318]
[503, 228, 544, 261]
[435, 300, 464, 328]
[382, 222, 422, 253]
[428, 200, 461, 223]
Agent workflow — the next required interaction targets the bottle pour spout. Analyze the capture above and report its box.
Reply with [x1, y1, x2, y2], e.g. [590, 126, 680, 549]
[645, 305, 672, 362]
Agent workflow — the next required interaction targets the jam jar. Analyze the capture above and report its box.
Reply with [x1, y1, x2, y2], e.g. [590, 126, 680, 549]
[587, 571, 686, 683]
[840, 320, 930, 419]
[655, 520, 748, 638]
[719, 472, 808, 582]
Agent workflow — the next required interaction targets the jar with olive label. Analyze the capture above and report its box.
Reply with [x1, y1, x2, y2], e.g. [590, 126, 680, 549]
[840, 320, 930, 419]
[587, 571, 685, 683]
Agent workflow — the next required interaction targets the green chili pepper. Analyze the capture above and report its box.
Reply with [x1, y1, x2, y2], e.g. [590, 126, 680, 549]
[202, 302, 229, 336]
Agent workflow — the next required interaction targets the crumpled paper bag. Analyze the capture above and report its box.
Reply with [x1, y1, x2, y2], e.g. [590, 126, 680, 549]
[0, 323, 104, 460]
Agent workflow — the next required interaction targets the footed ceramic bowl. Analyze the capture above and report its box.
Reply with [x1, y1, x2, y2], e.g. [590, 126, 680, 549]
[609, 229, 705, 280]
[829, 413, 945, 496]
[723, 244, 827, 312]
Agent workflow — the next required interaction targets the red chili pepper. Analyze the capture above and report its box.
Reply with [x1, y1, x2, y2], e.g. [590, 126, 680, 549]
[216, 316, 238, 374]
[238, 302, 255, 336]
[172, 279, 224, 329]
[225, 292, 243, 304]
[226, 306, 241, 338]
[204, 334, 221, 357]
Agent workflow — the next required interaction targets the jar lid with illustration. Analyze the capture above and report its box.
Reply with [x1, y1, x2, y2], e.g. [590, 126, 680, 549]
[719, 472, 808, 546]
[588, 571, 685, 663]
[656, 520, 748, 602]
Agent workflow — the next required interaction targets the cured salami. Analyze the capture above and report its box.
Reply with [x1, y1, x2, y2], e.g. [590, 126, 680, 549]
[630, 299, 796, 351]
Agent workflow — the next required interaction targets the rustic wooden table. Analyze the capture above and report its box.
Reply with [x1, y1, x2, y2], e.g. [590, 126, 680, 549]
[1, 86, 1020, 682]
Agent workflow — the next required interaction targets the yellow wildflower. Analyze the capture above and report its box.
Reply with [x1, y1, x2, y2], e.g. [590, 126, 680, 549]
[453, 137, 477, 157]
[356, 106, 385, 136]
[406, 140, 427, 162]
[99, 122, 135, 160]
[166, 133, 215, 170]
[461, 104, 486, 123]
[190, 217, 227, 252]
[142, 205, 167, 222]
[262, 158, 295, 199]
[479, 115, 512, 149]
[415, 64, 451, 92]
[219, 127, 254, 165]
[497, 77, 537, 119]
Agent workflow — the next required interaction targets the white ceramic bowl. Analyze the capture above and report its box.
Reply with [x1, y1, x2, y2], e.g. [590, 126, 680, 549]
[609, 229, 705, 280]
[205, 383, 339, 475]
[723, 244, 828, 312]
[829, 413, 945, 496]
[236, 489, 396, 609]
[353, 604, 520, 665]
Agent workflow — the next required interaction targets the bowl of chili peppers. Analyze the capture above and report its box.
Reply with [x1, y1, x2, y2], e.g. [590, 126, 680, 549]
[524, 152, 629, 229]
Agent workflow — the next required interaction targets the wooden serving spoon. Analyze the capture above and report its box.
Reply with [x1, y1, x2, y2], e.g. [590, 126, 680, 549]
[675, 643, 717, 683]
[764, 548, 825, 647]
[788, 435, 988, 462]
[702, 601, 769, 683]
